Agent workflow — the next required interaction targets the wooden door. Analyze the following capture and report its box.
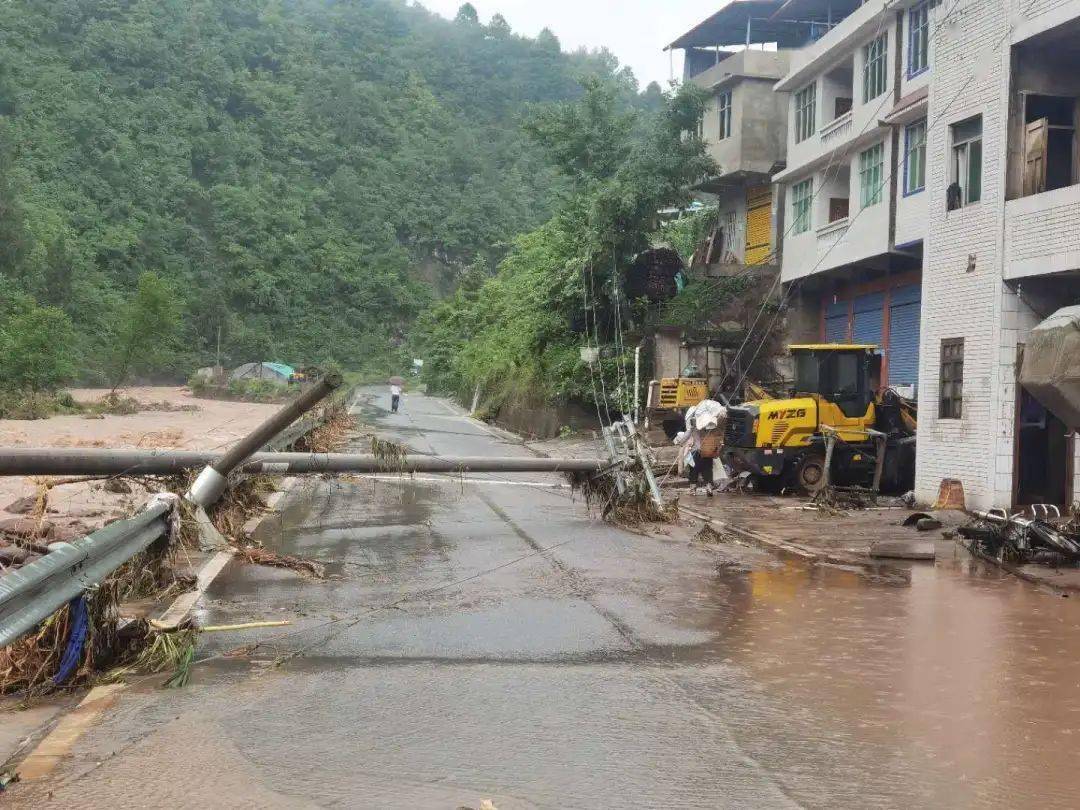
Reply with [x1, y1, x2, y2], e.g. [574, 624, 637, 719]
[1025, 118, 1049, 196]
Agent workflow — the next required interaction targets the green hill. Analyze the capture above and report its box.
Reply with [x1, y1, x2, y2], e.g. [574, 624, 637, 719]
[0, 0, 639, 378]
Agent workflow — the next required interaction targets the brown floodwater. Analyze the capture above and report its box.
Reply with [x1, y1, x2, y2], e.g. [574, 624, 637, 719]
[697, 549, 1080, 808]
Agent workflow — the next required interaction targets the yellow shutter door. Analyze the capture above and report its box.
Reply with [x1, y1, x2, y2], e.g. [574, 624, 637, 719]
[745, 185, 772, 266]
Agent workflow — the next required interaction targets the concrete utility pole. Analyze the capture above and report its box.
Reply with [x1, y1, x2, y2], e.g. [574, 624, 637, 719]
[186, 373, 342, 506]
[0, 449, 604, 477]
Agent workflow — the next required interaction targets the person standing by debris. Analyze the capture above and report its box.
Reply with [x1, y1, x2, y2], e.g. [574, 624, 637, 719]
[675, 400, 727, 497]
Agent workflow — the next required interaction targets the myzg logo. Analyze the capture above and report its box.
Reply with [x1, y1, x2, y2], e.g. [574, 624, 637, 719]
[767, 408, 807, 420]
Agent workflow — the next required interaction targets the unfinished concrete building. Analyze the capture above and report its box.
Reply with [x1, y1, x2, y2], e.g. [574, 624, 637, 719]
[657, 0, 852, 388]
[666, 0, 842, 274]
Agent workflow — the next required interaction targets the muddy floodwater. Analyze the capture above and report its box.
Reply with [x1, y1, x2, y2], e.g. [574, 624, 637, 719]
[11, 390, 1080, 809]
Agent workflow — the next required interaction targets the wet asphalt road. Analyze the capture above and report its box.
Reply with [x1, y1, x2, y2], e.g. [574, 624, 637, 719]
[14, 389, 1080, 808]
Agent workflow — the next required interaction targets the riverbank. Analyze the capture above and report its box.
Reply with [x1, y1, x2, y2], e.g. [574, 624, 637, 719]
[0, 388, 282, 553]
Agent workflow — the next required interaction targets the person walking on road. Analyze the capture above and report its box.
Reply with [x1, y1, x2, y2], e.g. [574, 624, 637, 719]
[390, 377, 404, 413]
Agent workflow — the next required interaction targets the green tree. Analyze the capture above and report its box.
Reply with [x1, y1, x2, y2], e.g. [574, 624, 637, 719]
[106, 272, 183, 393]
[455, 3, 479, 24]
[524, 75, 638, 186]
[488, 14, 511, 38]
[415, 80, 715, 414]
[0, 304, 76, 393]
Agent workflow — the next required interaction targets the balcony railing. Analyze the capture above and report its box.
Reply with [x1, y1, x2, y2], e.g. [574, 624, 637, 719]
[816, 217, 850, 255]
[820, 111, 853, 148]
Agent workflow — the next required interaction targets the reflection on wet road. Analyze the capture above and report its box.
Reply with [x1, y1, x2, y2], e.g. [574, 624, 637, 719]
[14, 389, 1080, 808]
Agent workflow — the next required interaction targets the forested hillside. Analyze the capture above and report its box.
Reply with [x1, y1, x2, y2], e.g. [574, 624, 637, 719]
[0, 0, 651, 379]
[413, 78, 713, 418]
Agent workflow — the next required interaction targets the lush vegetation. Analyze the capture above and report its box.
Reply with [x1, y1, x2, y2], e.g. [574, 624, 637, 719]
[413, 77, 714, 415]
[0, 0, 657, 394]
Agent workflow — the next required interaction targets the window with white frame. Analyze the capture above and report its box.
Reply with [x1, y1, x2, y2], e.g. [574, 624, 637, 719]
[859, 143, 884, 207]
[718, 91, 732, 140]
[863, 34, 888, 102]
[950, 115, 983, 207]
[795, 83, 816, 143]
[792, 179, 813, 234]
[908, 1, 932, 77]
[905, 119, 927, 195]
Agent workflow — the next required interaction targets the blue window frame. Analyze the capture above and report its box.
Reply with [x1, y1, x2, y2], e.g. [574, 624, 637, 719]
[904, 119, 927, 195]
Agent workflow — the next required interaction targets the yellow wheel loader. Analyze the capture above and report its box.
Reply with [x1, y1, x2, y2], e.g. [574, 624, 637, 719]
[722, 345, 917, 494]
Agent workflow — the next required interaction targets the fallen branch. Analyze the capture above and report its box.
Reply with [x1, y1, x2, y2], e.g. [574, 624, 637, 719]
[238, 546, 326, 579]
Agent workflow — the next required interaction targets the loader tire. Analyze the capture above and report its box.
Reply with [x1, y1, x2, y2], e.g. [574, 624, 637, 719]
[794, 453, 827, 496]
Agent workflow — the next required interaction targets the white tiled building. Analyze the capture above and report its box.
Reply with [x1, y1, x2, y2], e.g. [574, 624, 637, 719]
[668, 0, 1080, 509]
[774, 0, 941, 394]
[915, 0, 1080, 510]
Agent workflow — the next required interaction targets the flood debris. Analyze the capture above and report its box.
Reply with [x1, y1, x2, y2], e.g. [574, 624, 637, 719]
[201, 621, 291, 633]
[104, 627, 198, 689]
[294, 399, 354, 454]
[695, 523, 738, 545]
[237, 546, 327, 579]
[371, 436, 409, 471]
[568, 468, 678, 526]
[811, 485, 878, 514]
[960, 508, 1080, 566]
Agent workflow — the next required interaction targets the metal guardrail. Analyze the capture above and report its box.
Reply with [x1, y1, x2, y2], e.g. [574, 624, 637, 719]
[0, 389, 347, 649]
[0, 501, 172, 648]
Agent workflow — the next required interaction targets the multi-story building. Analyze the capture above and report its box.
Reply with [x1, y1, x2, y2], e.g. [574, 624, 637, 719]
[668, 0, 848, 274]
[775, 0, 941, 395]
[915, 0, 1080, 510]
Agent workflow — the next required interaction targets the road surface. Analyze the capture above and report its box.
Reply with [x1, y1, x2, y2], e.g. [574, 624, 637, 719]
[10, 389, 1080, 808]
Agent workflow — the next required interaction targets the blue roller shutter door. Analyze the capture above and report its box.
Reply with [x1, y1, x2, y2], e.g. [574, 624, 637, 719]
[825, 301, 849, 343]
[887, 284, 921, 388]
[852, 292, 885, 346]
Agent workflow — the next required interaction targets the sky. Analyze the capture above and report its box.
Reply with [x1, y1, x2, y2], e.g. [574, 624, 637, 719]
[413, 0, 709, 87]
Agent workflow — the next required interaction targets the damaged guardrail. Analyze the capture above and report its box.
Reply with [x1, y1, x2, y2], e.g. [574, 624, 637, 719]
[0, 499, 174, 648]
[0, 375, 344, 650]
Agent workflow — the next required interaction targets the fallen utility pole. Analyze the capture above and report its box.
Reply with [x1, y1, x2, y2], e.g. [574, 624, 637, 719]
[186, 373, 342, 506]
[0, 449, 604, 477]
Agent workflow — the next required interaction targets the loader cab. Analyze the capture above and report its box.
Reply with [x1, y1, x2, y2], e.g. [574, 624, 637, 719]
[790, 345, 881, 418]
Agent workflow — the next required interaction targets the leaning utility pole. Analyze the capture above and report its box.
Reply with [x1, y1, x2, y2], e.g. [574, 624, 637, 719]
[186, 373, 342, 506]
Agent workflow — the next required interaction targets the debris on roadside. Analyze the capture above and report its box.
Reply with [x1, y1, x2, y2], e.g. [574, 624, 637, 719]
[201, 621, 291, 633]
[104, 627, 199, 689]
[568, 468, 678, 526]
[0, 769, 20, 791]
[960, 508, 1080, 567]
[811, 485, 878, 514]
[694, 523, 738, 545]
[237, 546, 327, 579]
[371, 436, 409, 471]
[294, 400, 354, 454]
